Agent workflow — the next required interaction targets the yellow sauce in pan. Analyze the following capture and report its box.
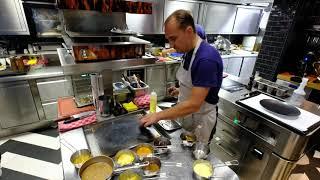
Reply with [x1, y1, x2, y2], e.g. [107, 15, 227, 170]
[72, 154, 91, 165]
[81, 162, 113, 180]
[136, 147, 152, 158]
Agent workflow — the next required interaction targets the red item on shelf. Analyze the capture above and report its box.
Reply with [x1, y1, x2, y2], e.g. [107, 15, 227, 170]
[134, 94, 150, 108]
[57, 97, 95, 119]
[58, 114, 96, 132]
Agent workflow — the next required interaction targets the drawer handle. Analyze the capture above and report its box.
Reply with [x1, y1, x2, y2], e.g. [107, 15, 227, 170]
[215, 142, 236, 157]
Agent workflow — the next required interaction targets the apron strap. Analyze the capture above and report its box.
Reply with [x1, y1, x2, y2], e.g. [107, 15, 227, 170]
[208, 105, 218, 143]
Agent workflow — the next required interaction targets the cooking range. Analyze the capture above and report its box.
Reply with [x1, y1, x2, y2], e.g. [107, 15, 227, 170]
[233, 91, 320, 180]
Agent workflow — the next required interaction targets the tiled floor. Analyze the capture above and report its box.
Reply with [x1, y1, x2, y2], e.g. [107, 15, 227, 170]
[0, 128, 63, 180]
[289, 150, 320, 180]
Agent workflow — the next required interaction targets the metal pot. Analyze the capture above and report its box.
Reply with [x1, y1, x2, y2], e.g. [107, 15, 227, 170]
[60, 138, 92, 168]
[79, 156, 115, 180]
[193, 160, 239, 180]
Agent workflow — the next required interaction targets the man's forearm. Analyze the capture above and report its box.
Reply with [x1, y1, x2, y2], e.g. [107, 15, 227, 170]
[156, 100, 200, 120]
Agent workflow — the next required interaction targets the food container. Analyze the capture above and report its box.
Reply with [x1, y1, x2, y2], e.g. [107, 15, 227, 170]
[275, 87, 288, 97]
[142, 156, 162, 177]
[119, 170, 142, 180]
[180, 132, 197, 147]
[60, 139, 92, 168]
[133, 143, 154, 159]
[257, 81, 266, 90]
[128, 81, 149, 97]
[70, 149, 93, 168]
[114, 150, 137, 167]
[79, 156, 115, 180]
[193, 159, 213, 179]
[267, 85, 276, 94]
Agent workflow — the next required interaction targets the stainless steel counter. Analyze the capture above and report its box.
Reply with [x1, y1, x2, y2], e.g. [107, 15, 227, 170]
[60, 118, 239, 180]
[0, 66, 63, 83]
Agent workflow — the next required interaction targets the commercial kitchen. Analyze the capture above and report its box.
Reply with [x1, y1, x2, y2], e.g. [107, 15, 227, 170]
[0, 0, 320, 180]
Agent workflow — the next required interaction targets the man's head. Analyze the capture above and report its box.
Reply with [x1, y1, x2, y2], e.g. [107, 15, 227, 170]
[164, 10, 197, 53]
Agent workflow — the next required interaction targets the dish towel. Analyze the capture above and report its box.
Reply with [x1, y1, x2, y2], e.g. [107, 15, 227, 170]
[134, 94, 150, 109]
[58, 114, 96, 132]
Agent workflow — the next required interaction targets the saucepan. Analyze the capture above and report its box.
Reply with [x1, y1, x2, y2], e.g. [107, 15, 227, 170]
[193, 159, 239, 179]
[132, 143, 169, 160]
[79, 155, 149, 180]
[60, 138, 92, 169]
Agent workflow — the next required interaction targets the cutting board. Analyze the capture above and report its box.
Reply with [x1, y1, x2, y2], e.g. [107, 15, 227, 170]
[57, 97, 95, 118]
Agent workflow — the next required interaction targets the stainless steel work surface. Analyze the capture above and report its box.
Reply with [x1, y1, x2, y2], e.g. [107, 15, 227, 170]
[0, 66, 63, 83]
[84, 112, 154, 156]
[60, 117, 239, 180]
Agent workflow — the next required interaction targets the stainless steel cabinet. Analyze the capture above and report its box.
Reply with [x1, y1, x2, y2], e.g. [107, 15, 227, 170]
[201, 3, 237, 34]
[208, 0, 242, 4]
[222, 57, 229, 72]
[147, 65, 166, 100]
[233, 6, 263, 34]
[37, 76, 73, 102]
[126, 0, 164, 34]
[164, 0, 201, 23]
[0, 81, 39, 128]
[42, 101, 58, 120]
[226, 57, 243, 76]
[0, 0, 29, 35]
[242, 0, 274, 3]
[240, 57, 257, 78]
[166, 63, 180, 82]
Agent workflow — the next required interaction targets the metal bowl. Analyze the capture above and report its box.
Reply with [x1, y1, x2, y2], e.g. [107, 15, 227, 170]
[79, 155, 115, 180]
[114, 149, 137, 167]
[142, 156, 162, 177]
[193, 159, 213, 179]
[70, 149, 92, 168]
[119, 170, 142, 180]
[133, 143, 154, 160]
[180, 132, 197, 147]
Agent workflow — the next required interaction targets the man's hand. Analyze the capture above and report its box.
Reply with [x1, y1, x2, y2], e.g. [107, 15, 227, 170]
[168, 86, 179, 97]
[139, 113, 160, 127]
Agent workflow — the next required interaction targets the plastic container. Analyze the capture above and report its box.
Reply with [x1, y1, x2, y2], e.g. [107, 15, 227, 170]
[289, 77, 308, 107]
[149, 91, 157, 113]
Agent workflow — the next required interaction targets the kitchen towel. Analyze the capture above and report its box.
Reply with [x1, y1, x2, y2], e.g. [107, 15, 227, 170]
[134, 94, 150, 108]
[58, 114, 96, 132]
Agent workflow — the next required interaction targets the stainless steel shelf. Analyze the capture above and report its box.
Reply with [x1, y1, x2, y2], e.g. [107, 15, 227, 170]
[57, 48, 157, 75]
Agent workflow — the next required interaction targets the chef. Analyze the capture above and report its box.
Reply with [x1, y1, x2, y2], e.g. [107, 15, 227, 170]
[140, 10, 223, 144]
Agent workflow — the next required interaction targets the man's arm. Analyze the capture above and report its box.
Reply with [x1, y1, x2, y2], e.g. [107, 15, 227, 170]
[140, 87, 209, 127]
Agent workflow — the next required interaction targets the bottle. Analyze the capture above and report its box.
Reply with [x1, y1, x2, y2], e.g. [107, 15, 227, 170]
[289, 77, 308, 107]
[150, 90, 157, 113]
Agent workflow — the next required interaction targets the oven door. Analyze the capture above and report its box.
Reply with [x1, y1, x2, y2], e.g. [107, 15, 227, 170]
[237, 133, 297, 180]
[23, 1, 61, 38]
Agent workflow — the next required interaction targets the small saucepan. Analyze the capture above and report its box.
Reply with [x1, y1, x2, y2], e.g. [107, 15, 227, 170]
[132, 143, 169, 160]
[193, 159, 239, 179]
[60, 138, 92, 168]
[79, 155, 150, 180]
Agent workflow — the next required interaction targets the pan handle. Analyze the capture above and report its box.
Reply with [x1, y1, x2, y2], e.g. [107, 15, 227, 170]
[114, 161, 150, 173]
[214, 160, 239, 168]
[60, 138, 77, 153]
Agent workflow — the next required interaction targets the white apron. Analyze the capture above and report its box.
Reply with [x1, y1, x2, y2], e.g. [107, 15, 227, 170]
[176, 37, 217, 144]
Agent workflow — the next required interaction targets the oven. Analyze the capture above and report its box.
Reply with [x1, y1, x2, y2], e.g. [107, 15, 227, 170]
[22, 0, 61, 38]
[233, 92, 319, 180]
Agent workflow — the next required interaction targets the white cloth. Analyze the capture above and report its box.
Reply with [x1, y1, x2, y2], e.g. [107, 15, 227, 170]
[176, 37, 217, 143]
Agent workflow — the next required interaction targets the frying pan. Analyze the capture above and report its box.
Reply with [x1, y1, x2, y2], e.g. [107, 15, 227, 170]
[260, 99, 301, 116]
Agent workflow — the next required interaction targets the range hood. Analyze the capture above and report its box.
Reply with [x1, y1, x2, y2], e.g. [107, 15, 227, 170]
[60, 10, 150, 62]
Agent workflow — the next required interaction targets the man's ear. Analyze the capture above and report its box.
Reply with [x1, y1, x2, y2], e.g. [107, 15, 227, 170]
[185, 26, 194, 34]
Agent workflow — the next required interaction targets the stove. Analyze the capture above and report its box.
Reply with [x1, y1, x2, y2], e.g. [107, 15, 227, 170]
[232, 91, 320, 180]
[237, 93, 320, 135]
